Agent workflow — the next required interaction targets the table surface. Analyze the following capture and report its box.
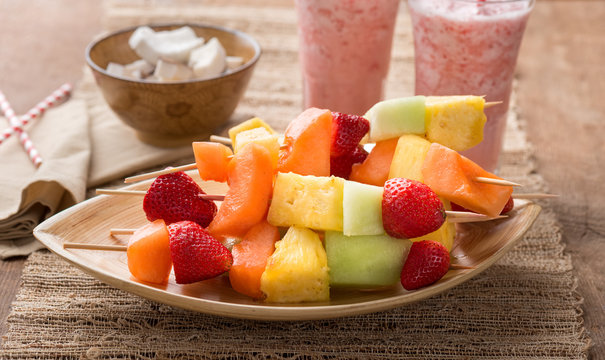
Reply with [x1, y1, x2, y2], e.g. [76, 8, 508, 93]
[1, 0, 603, 357]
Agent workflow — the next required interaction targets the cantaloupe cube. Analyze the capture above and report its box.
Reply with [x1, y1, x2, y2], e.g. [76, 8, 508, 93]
[425, 96, 486, 152]
[127, 219, 172, 284]
[267, 172, 344, 231]
[349, 138, 399, 187]
[388, 134, 432, 182]
[260, 226, 330, 303]
[192, 142, 233, 182]
[228, 117, 275, 146]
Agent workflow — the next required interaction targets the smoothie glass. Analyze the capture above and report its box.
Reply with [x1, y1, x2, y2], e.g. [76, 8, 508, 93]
[408, 0, 534, 171]
[294, 0, 400, 115]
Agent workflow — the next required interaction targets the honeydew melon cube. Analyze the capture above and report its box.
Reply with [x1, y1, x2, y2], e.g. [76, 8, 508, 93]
[325, 231, 412, 288]
[425, 96, 486, 151]
[365, 96, 426, 142]
[267, 173, 344, 231]
[388, 134, 432, 182]
[343, 181, 384, 236]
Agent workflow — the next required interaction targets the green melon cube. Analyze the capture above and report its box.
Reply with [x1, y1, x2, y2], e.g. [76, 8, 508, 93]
[325, 231, 412, 288]
[365, 96, 426, 142]
[343, 181, 385, 236]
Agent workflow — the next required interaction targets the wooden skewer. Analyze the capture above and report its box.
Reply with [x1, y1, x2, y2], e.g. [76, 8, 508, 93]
[209, 135, 232, 145]
[484, 101, 503, 109]
[97, 188, 225, 201]
[64, 242, 127, 251]
[446, 214, 508, 223]
[512, 193, 559, 199]
[124, 164, 197, 183]
[474, 177, 522, 187]
[110, 228, 136, 235]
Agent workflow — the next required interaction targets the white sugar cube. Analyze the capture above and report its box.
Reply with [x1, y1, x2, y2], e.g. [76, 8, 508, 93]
[124, 59, 155, 79]
[188, 37, 227, 80]
[153, 59, 193, 81]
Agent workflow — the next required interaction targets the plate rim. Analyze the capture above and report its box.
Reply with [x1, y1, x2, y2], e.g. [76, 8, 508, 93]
[33, 177, 542, 321]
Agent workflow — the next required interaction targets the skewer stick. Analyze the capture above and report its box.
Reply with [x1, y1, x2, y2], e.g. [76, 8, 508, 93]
[63, 242, 127, 251]
[512, 193, 559, 200]
[209, 135, 232, 145]
[474, 177, 522, 187]
[96, 188, 225, 201]
[484, 101, 503, 109]
[449, 264, 475, 270]
[110, 228, 136, 235]
[445, 211, 507, 223]
[124, 163, 197, 183]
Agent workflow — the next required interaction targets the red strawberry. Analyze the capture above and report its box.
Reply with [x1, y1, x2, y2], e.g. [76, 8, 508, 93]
[143, 172, 217, 227]
[382, 178, 445, 239]
[330, 112, 370, 156]
[167, 221, 233, 284]
[401, 240, 450, 290]
[330, 145, 369, 179]
[451, 195, 514, 215]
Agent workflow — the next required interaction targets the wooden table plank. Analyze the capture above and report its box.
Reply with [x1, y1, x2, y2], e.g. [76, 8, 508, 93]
[516, 1, 605, 358]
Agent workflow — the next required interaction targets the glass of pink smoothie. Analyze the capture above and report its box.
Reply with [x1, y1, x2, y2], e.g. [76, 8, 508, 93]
[408, 0, 534, 171]
[294, 0, 400, 116]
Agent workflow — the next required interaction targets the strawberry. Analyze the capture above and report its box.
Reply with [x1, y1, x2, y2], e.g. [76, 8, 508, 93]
[143, 171, 217, 227]
[451, 195, 514, 215]
[330, 145, 369, 179]
[401, 240, 450, 290]
[382, 178, 445, 239]
[167, 221, 233, 284]
[330, 112, 370, 156]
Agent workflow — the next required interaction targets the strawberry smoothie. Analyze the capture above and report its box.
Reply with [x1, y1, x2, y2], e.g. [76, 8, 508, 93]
[408, 0, 533, 171]
[295, 0, 400, 116]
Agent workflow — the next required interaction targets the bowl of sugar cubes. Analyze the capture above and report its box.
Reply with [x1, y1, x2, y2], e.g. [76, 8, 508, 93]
[86, 23, 261, 147]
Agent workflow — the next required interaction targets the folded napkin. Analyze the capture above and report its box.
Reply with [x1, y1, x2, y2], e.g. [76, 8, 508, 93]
[0, 100, 90, 258]
[0, 71, 201, 259]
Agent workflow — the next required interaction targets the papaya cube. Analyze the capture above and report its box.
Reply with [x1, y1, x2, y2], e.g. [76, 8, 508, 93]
[260, 226, 330, 303]
[234, 127, 280, 169]
[267, 172, 344, 231]
[388, 134, 432, 182]
[325, 231, 412, 288]
[349, 138, 399, 187]
[192, 142, 233, 182]
[425, 96, 486, 152]
[127, 219, 172, 284]
[422, 143, 513, 217]
[228, 117, 275, 146]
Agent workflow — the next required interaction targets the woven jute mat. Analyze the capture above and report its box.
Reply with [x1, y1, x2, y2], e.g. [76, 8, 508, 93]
[1, 1, 591, 359]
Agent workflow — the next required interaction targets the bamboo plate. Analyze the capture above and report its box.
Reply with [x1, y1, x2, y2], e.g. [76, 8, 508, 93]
[33, 172, 541, 321]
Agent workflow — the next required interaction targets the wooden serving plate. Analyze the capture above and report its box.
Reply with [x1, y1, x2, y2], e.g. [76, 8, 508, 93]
[33, 172, 541, 321]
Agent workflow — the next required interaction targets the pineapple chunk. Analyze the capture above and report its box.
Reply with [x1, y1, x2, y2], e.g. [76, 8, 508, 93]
[425, 96, 486, 152]
[260, 226, 330, 303]
[388, 134, 432, 182]
[409, 198, 455, 251]
[234, 127, 280, 168]
[267, 173, 344, 231]
[228, 117, 275, 146]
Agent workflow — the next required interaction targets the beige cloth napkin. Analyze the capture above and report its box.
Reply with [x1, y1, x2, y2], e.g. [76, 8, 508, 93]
[0, 100, 90, 258]
[0, 71, 198, 259]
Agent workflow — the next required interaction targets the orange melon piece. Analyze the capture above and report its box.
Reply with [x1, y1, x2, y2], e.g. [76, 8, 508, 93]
[349, 138, 398, 187]
[127, 219, 172, 284]
[207, 142, 274, 240]
[277, 108, 332, 176]
[422, 143, 513, 217]
[229, 220, 280, 299]
[192, 142, 233, 183]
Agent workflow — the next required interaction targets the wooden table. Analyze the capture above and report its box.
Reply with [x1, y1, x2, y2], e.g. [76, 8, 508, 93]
[1, 1, 603, 357]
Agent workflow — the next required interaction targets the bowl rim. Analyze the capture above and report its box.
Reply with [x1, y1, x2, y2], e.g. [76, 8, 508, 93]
[85, 22, 262, 85]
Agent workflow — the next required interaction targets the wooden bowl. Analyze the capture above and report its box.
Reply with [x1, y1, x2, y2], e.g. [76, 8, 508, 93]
[33, 172, 542, 321]
[85, 24, 261, 147]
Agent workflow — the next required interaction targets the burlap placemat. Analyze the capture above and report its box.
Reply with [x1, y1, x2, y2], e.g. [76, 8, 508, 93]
[0, 1, 591, 358]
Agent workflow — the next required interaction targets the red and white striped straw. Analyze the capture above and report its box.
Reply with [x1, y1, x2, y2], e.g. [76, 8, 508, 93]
[0, 91, 43, 167]
[0, 83, 71, 145]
